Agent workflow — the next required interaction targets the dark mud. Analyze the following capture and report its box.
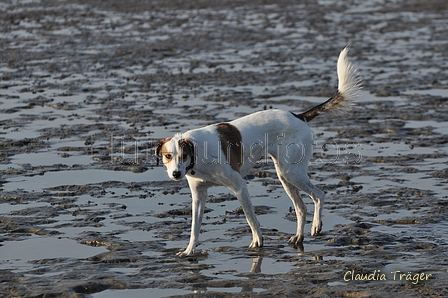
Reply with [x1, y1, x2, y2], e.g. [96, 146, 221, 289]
[1, 0, 448, 297]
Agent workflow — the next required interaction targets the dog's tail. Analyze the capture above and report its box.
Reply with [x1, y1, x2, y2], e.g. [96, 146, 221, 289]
[295, 47, 361, 122]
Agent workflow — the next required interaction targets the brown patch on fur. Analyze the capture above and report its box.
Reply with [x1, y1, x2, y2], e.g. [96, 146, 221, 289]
[156, 137, 172, 155]
[216, 123, 243, 172]
[178, 138, 195, 162]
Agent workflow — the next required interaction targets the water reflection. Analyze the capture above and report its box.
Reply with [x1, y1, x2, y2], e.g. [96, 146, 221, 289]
[249, 256, 262, 273]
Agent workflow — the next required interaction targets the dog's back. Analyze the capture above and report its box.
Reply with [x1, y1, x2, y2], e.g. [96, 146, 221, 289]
[229, 109, 314, 175]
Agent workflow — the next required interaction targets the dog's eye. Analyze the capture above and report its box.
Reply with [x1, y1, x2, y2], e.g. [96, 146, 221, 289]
[164, 154, 172, 160]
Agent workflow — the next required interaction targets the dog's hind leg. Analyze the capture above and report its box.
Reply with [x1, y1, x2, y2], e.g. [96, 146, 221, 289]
[274, 156, 325, 238]
[277, 175, 307, 245]
[272, 156, 307, 244]
[288, 175, 325, 237]
[306, 183, 325, 237]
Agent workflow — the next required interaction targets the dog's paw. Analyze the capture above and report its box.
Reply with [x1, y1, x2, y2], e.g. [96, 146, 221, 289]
[248, 237, 263, 248]
[288, 234, 304, 245]
[176, 249, 208, 258]
[176, 249, 194, 257]
[311, 221, 323, 236]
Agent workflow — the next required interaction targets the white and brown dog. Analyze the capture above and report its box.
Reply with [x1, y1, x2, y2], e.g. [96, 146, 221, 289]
[157, 48, 361, 256]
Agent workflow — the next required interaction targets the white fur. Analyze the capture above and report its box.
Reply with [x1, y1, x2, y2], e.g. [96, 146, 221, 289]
[337, 47, 362, 101]
[158, 48, 360, 256]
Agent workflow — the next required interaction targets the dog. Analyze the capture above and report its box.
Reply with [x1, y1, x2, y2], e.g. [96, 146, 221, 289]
[156, 47, 361, 256]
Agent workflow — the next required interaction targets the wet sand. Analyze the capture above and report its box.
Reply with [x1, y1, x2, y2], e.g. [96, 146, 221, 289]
[1, 0, 448, 297]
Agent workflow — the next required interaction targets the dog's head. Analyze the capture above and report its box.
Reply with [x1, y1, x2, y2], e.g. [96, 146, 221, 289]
[156, 136, 195, 180]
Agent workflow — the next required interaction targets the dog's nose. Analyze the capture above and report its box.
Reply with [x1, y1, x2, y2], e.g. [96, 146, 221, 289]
[172, 171, 182, 179]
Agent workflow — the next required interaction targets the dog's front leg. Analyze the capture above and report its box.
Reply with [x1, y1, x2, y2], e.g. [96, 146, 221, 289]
[224, 175, 263, 249]
[177, 182, 208, 256]
[236, 186, 263, 248]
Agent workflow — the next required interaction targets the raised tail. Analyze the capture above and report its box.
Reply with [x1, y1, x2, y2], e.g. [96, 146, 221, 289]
[295, 47, 361, 122]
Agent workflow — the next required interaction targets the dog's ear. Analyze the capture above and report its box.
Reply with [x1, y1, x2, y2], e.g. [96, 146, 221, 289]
[156, 138, 172, 155]
[178, 138, 194, 155]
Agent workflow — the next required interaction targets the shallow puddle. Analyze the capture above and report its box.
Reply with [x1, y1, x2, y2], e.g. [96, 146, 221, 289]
[3, 168, 166, 192]
[1, 0, 448, 297]
[91, 288, 193, 298]
[1, 236, 108, 272]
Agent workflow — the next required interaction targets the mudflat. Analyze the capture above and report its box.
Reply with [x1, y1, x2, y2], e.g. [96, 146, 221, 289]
[1, 0, 447, 297]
